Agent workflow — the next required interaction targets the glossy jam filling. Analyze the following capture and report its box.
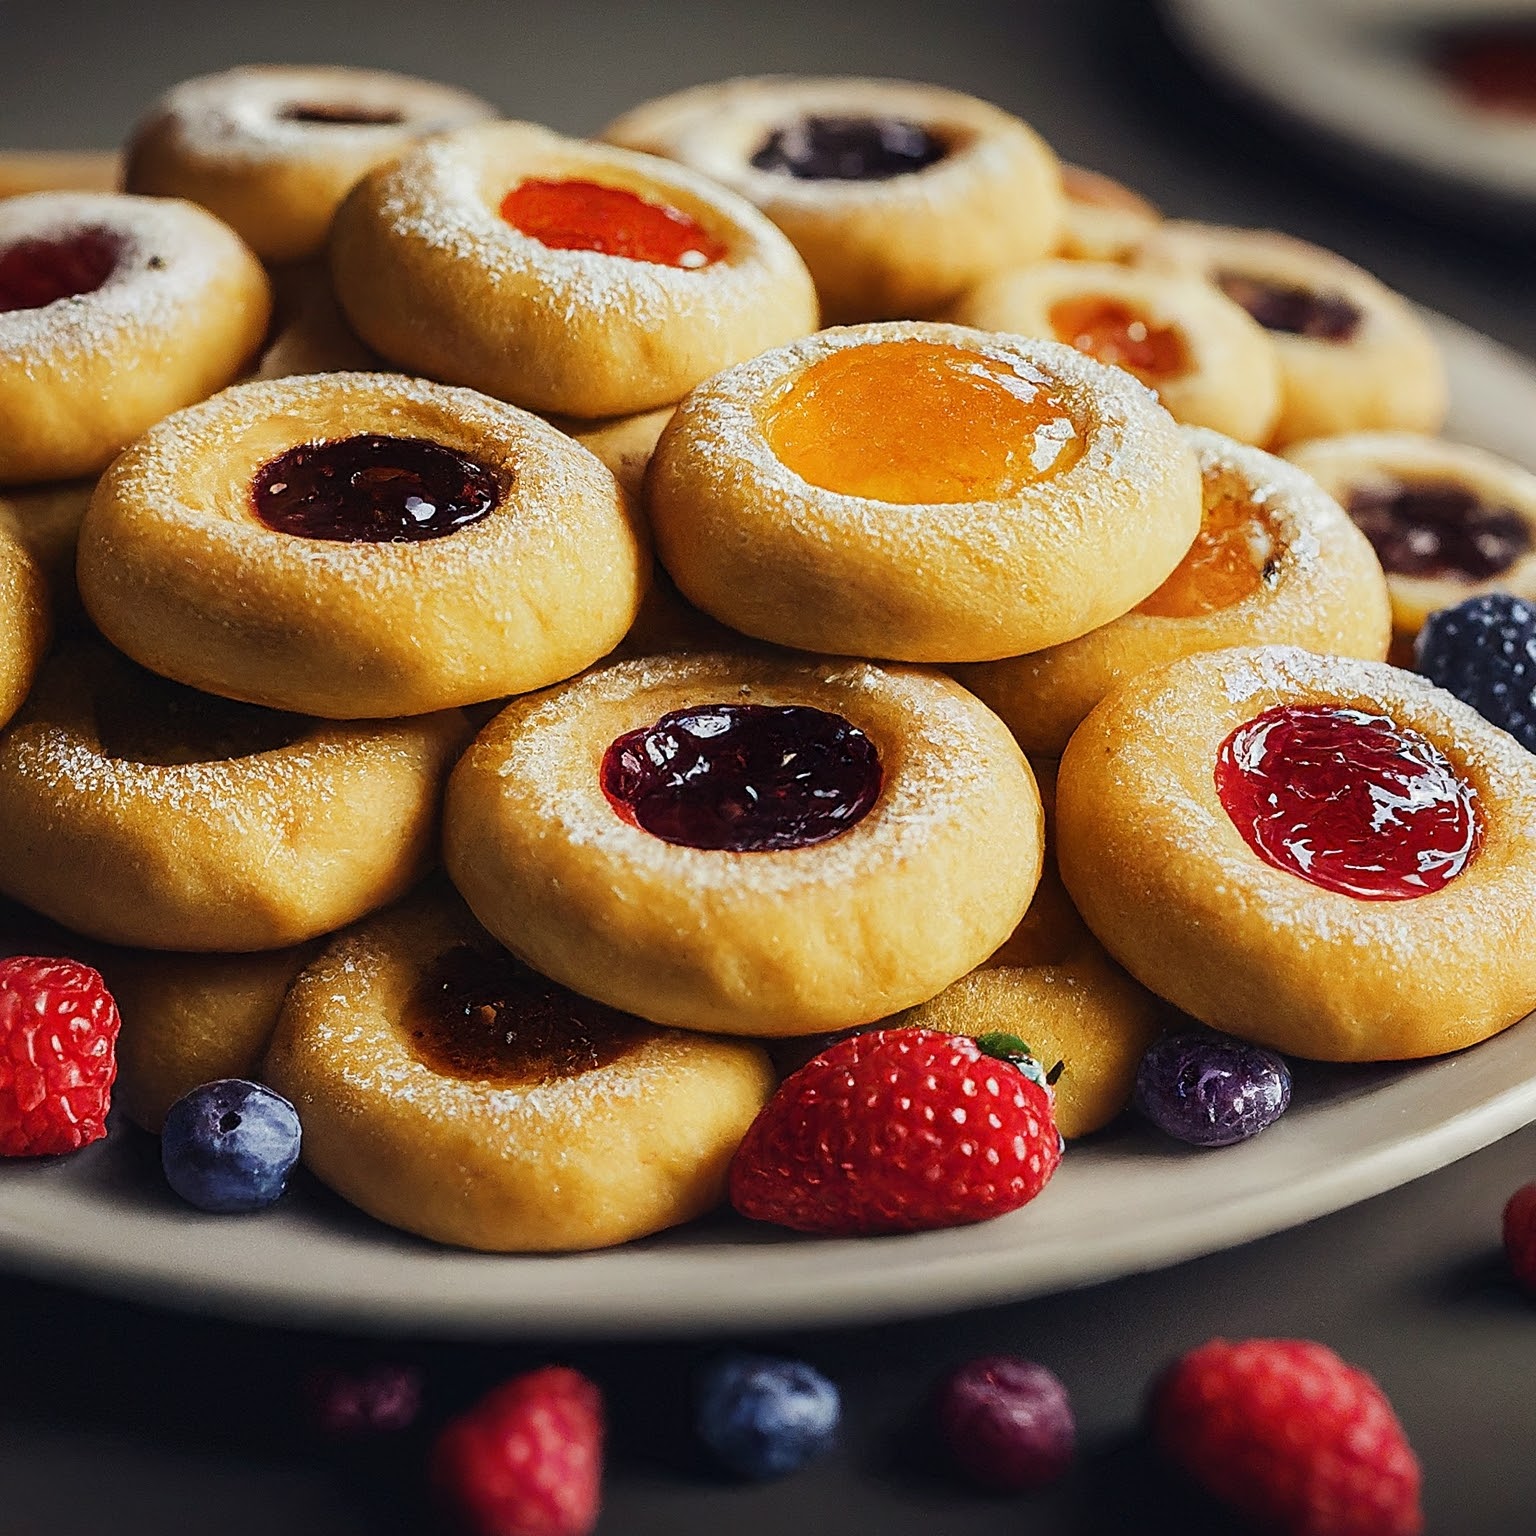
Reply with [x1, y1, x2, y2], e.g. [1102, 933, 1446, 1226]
[1138, 480, 1278, 617]
[761, 339, 1082, 503]
[1346, 479, 1530, 581]
[405, 944, 647, 1085]
[1215, 703, 1481, 900]
[749, 114, 948, 180]
[1216, 272, 1362, 343]
[1048, 295, 1191, 383]
[600, 703, 882, 852]
[0, 227, 121, 313]
[279, 103, 408, 125]
[250, 435, 501, 543]
[498, 178, 726, 269]
[95, 667, 306, 766]
[1433, 25, 1536, 118]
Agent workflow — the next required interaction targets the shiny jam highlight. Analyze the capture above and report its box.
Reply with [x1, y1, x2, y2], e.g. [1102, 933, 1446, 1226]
[499, 178, 726, 269]
[1048, 296, 1191, 384]
[0, 228, 122, 313]
[1215, 704, 1481, 900]
[601, 703, 882, 852]
[1139, 477, 1278, 618]
[762, 340, 1082, 503]
[251, 434, 501, 543]
[406, 944, 647, 1085]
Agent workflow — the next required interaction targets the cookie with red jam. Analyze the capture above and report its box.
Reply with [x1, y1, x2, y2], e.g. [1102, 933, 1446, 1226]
[263, 889, 776, 1251]
[444, 652, 1043, 1037]
[1056, 645, 1536, 1061]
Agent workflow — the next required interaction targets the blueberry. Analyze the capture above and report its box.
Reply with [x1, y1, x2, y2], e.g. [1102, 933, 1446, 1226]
[1133, 1031, 1291, 1148]
[695, 1353, 840, 1479]
[934, 1355, 1074, 1491]
[1416, 593, 1536, 753]
[161, 1078, 302, 1213]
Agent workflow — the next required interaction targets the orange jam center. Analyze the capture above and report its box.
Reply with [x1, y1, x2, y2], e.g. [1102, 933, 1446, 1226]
[498, 177, 726, 269]
[761, 339, 1082, 503]
[1138, 481, 1278, 618]
[1048, 295, 1190, 383]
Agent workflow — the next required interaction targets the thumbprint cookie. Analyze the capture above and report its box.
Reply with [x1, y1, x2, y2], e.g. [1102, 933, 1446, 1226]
[444, 652, 1042, 1036]
[956, 429, 1391, 755]
[0, 191, 270, 484]
[124, 65, 497, 263]
[77, 373, 648, 718]
[603, 76, 1063, 322]
[1134, 223, 1447, 445]
[0, 150, 120, 199]
[0, 514, 49, 730]
[647, 321, 1201, 662]
[950, 258, 1281, 444]
[254, 260, 377, 380]
[1055, 164, 1160, 263]
[1285, 432, 1536, 657]
[1056, 645, 1536, 1061]
[330, 122, 818, 417]
[0, 479, 93, 628]
[0, 640, 468, 951]
[263, 891, 776, 1251]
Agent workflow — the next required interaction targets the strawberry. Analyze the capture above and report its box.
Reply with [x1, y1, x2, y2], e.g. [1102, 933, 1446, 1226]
[1502, 1180, 1536, 1296]
[729, 1027, 1061, 1235]
[1150, 1338, 1423, 1536]
[431, 1366, 603, 1536]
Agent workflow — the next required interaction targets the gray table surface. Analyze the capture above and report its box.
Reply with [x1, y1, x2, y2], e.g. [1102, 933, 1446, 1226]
[3, 0, 1536, 1530]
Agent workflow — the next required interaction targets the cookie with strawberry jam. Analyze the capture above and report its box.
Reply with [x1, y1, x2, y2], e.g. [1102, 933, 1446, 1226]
[330, 121, 817, 417]
[603, 77, 1063, 322]
[1056, 645, 1536, 1060]
[444, 652, 1042, 1037]
[263, 889, 775, 1251]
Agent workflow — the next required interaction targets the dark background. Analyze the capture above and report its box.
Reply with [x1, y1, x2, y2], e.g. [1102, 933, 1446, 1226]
[3, 0, 1536, 1530]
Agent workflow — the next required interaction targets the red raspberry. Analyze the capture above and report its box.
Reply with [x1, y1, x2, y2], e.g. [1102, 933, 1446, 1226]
[1502, 1181, 1536, 1295]
[1150, 1338, 1423, 1536]
[729, 1028, 1061, 1235]
[0, 954, 119, 1157]
[431, 1366, 603, 1536]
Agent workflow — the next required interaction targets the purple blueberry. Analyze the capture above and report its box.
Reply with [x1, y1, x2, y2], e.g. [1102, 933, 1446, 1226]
[695, 1353, 840, 1479]
[1416, 593, 1536, 752]
[1134, 1031, 1291, 1148]
[934, 1356, 1074, 1491]
[161, 1078, 302, 1213]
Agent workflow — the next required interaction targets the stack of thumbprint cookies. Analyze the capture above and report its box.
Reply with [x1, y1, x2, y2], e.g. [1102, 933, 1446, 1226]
[2, 65, 1535, 1251]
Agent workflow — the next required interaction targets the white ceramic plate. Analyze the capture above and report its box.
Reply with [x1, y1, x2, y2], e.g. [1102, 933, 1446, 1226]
[1, 311, 1534, 1339]
[1161, 0, 1536, 224]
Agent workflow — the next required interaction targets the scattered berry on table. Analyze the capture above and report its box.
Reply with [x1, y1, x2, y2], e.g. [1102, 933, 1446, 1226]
[304, 1363, 423, 1439]
[160, 1078, 302, 1213]
[0, 954, 119, 1157]
[1150, 1337, 1422, 1536]
[729, 1028, 1061, 1235]
[1134, 1030, 1291, 1148]
[1503, 1180, 1536, 1296]
[933, 1355, 1074, 1492]
[431, 1366, 603, 1536]
[1416, 592, 1536, 752]
[695, 1353, 841, 1480]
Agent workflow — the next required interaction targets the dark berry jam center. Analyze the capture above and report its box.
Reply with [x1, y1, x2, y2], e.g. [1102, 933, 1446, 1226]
[499, 178, 726, 269]
[750, 114, 948, 180]
[405, 944, 647, 1085]
[1216, 272, 1362, 342]
[279, 102, 407, 125]
[95, 664, 307, 766]
[250, 435, 501, 544]
[601, 703, 882, 853]
[1346, 480, 1530, 581]
[1215, 703, 1481, 900]
[0, 227, 122, 314]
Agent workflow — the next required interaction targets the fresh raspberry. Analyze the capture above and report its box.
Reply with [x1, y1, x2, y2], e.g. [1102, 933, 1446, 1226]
[0, 954, 119, 1157]
[729, 1028, 1061, 1235]
[1502, 1181, 1536, 1295]
[1150, 1338, 1423, 1536]
[431, 1366, 603, 1536]
[934, 1355, 1075, 1491]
